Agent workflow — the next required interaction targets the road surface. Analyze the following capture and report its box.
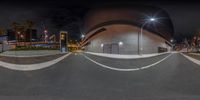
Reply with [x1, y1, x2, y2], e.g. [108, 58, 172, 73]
[0, 53, 199, 100]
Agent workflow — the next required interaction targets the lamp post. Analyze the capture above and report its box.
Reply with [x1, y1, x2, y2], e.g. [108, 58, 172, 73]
[170, 39, 174, 51]
[44, 30, 48, 43]
[139, 18, 156, 55]
[17, 31, 20, 46]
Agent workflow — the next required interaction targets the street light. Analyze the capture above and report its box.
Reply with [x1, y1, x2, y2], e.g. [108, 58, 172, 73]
[81, 34, 85, 39]
[20, 34, 24, 38]
[119, 41, 123, 46]
[139, 17, 156, 55]
[44, 30, 48, 33]
[150, 18, 155, 21]
[170, 39, 176, 51]
[17, 31, 21, 46]
[170, 39, 173, 43]
[101, 43, 104, 47]
[44, 30, 48, 43]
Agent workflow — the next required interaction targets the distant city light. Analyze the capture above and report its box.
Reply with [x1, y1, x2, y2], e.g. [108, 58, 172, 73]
[20, 34, 24, 38]
[101, 43, 104, 47]
[44, 30, 48, 33]
[119, 41, 123, 45]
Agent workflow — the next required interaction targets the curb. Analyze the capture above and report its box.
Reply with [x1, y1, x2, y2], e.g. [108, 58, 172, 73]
[0, 53, 71, 71]
[0, 53, 66, 58]
[85, 52, 171, 59]
[83, 53, 173, 71]
[0, 50, 64, 58]
[181, 53, 200, 66]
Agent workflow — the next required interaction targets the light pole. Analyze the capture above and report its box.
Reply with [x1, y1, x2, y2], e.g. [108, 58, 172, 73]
[170, 39, 174, 51]
[17, 31, 20, 46]
[139, 18, 156, 55]
[170, 39, 173, 43]
[44, 30, 48, 43]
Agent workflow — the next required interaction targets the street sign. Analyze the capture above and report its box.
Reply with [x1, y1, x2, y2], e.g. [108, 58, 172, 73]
[60, 31, 68, 53]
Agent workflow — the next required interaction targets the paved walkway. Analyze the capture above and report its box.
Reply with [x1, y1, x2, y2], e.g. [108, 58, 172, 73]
[0, 50, 71, 71]
[0, 50, 62, 57]
[0, 54, 65, 64]
[0, 53, 71, 71]
[183, 53, 200, 60]
[181, 53, 200, 66]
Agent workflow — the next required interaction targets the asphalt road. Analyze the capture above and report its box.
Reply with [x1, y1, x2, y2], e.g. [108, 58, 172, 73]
[0, 53, 200, 100]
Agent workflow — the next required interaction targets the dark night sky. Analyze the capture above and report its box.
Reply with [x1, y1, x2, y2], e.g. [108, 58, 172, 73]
[0, 0, 200, 41]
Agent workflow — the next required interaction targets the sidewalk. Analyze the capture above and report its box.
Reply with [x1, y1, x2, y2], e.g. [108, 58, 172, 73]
[183, 53, 200, 60]
[85, 52, 171, 59]
[181, 52, 200, 66]
[0, 53, 66, 64]
[0, 50, 62, 57]
[0, 53, 71, 71]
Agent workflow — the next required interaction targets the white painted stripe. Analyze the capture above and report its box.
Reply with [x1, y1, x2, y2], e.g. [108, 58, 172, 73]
[83, 53, 172, 71]
[181, 53, 200, 65]
[85, 52, 170, 59]
[0, 53, 71, 71]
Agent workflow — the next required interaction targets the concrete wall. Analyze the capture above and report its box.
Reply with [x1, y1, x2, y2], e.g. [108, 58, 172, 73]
[84, 24, 171, 54]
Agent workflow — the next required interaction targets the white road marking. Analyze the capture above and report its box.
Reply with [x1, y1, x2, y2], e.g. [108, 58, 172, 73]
[85, 52, 171, 59]
[83, 53, 172, 71]
[181, 53, 200, 65]
[0, 53, 71, 71]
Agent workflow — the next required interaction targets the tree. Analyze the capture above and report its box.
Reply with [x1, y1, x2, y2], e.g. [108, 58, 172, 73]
[191, 33, 200, 52]
[24, 20, 34, 44]
[11, 21, 32, 46]
[11, 22, 20, 45]
[0, 27, 5, 36]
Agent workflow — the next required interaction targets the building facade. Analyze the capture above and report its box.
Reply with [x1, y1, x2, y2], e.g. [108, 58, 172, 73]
[81, 5, 174, 54]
